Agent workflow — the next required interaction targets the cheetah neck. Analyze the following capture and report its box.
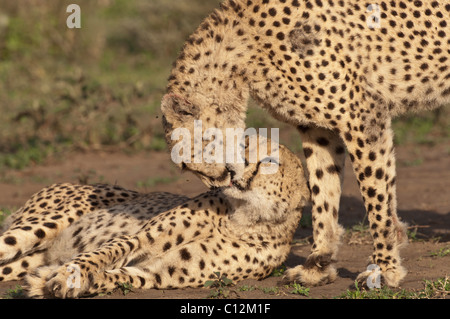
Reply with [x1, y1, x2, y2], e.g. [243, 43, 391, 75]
[224, 192, 303, 241]
[166, 1, 253, 123]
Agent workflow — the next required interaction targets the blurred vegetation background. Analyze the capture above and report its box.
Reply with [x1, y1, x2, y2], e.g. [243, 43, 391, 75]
[0, 0, 448, 172]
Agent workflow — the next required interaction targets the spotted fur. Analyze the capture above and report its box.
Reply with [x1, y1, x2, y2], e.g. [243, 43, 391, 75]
[0, 143, 309, 298]
[161, 0, 449, 287]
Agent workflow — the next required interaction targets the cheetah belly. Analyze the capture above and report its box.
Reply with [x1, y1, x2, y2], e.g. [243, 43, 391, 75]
[44, 210, 146, 265]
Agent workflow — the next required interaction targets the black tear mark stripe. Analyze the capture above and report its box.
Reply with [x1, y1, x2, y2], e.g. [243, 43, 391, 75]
[232, 161, 263, 191]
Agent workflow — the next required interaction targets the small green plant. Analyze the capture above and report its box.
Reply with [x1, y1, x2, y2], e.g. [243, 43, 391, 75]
[338, 281, 416, 299]
[261, 286, 280, 295]
[116, 282, 134, 296]
[339, 278, 450, 299]
[430, 246, 450, 258]
[299, 214, 312, 228]
[288, 283, 310, 296]
[351, 221, 369, 233]
[3, 285, 25, 299]
[238, 285, 256, 292]
[406, 225, 421, 242]
[417, 277, 450, 299]
[204, 272, 236, 299]
[346, 221, 372, 245]
[270, 264, 287, 277]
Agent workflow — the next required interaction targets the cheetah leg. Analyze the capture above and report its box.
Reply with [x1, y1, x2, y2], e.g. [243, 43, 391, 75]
[0, 183, 138, 265]
[0, 185, 86, 264]
[0, 203, 77, 265]
[25, 235, 140, 298]
[42, 253, 197, 298]
[343, 121, 407, 288]
[41, 238, 253, 298]
[0, 251, 45, 282]
[284, 127, 345, 286]
[80, 247, 210, 297]
[29, 236, 248, 298]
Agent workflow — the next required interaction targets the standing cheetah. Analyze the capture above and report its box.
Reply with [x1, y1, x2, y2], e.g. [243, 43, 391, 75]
[161, 0, 449, 287]
[0, 142, 309, 298]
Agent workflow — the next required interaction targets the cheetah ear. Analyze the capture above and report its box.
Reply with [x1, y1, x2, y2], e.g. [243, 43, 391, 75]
[161, 93, 199, 121]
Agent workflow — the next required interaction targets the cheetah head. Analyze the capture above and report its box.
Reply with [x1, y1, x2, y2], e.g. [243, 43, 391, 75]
[222, 140, 310, 225]
[161, 94, 310, 222]
[161, 93, 246, 189]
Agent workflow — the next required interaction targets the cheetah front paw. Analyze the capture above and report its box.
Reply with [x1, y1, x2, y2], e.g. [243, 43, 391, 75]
[24, 265, 60, 298]
[45, 263, 90, 298]
[283, 253, 337, 286]
[356, 264, 407, 288]
[26, 263, 90, 298]
[283, 264, 337, 286]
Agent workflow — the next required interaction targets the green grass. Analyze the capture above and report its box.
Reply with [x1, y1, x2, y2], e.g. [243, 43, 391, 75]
[393, 109, 450, 146]
[238, 285, 257, 292]
[2, 285, 25, 299]
[0, 0, 220, 172]
[338, 277, 450, 299]
[0, 207, 14, 227]
[204, 272, 237, 299]
[204, 271, 311, 298]
[430, 246, 450, 258]
[270, 264, 287, 277]
[116, 282, 134, 296]
[339, 281, 416, 299]
[288, 283, 310, 296]
[418, 277, 450, 299]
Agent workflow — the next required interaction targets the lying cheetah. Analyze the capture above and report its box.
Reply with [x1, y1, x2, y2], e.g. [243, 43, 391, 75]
[161, 0, 449, 287]
[0, 142, 309, 298]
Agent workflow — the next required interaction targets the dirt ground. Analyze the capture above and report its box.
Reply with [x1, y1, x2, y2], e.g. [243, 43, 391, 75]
[0, 142, 448, 299]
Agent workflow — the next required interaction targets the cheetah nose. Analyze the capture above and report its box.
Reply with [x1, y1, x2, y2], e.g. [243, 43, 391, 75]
[225, 164, 236, 181]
